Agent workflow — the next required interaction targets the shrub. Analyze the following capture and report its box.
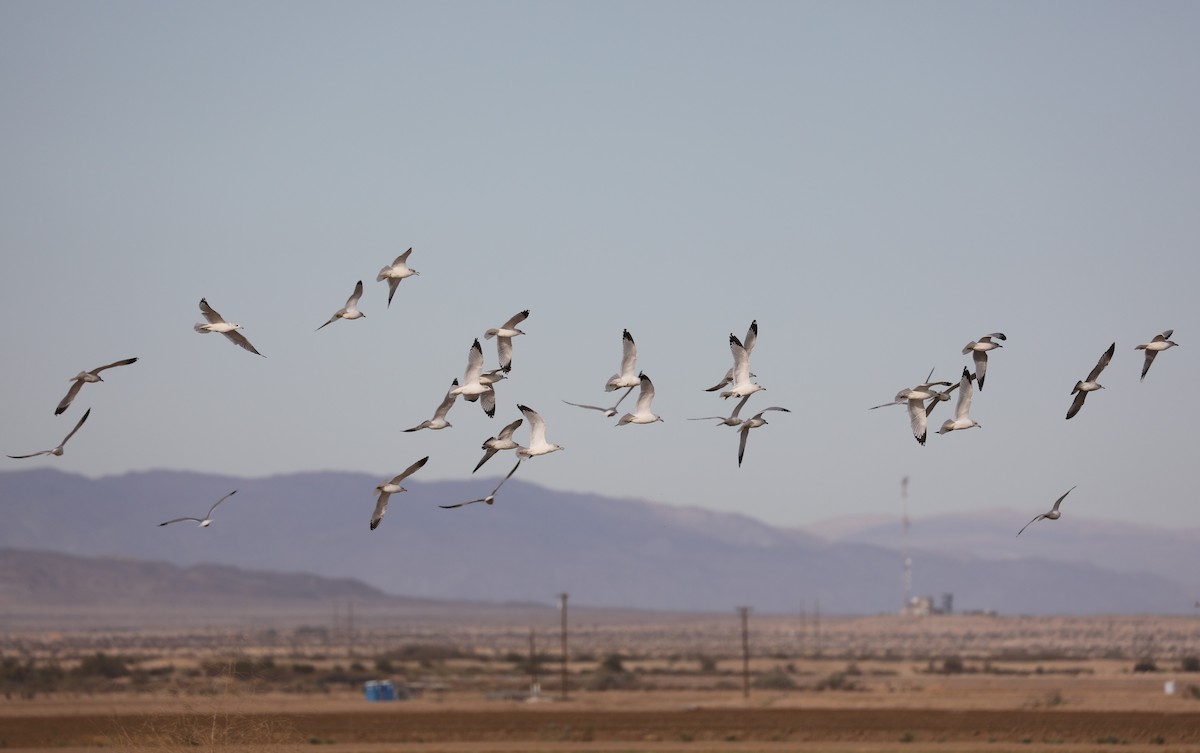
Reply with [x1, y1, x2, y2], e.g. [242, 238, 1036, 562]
[1133, 658, 1158, 673]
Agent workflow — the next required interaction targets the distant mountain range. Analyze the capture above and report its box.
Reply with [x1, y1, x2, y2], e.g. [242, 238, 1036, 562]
[1, 468, 1196, 614]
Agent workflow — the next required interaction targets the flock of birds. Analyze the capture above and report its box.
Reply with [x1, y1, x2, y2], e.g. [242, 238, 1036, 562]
[7, 245, 1181, 540]
[864, 330, 1179, 535]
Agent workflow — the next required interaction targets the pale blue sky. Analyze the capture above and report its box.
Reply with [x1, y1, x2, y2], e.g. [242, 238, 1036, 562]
[2, 1, 1198, 531]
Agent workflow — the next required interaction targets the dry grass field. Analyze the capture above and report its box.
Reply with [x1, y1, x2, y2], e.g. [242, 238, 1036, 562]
[3, 607, 1200, 752]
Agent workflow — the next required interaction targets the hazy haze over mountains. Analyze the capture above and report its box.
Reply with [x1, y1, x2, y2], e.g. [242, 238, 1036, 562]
[2, 469, 1195, 615]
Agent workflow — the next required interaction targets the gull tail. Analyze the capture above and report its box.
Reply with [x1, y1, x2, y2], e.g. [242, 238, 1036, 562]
[193, 324, 209, 333]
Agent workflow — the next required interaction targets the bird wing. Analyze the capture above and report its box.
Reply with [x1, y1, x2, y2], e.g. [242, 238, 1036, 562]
[1160, 329, 1174, 340]
[370, 493, 390, 530]
[91, 357, 139, 375]
[906, 399, 927, 445]
[729, 334, 750, 384]
[438, 497, 485, 509]
[563, 400, 609, 413]
[1085, 342, 1116, 382]
[489, 459, 521, 496]
[198, 298, 226, 325]
[1016, 514, 1044, 537]
[954, 368, 974, 420]
[498, 418, 523, 440]
[496, 337, 513, 370]
[55, 380, 85, 416]
[205, 490, 239, 519]
[7, 450, 52, 459]
[223, 330, 264, 356]
[480, 387, 497, 418]
[433, 381, 458, 420]
[61, 408, 91, 446]
[386, 278, 402, 307]
[619, 329, 637, 378]
[1065, 389, 1089, 420]
[390, 456, 430, 485]
[737, 424, 751, 467]
[980, 332, 1007, 342]
[612, 384, 635, 411]
[501, 309, 529, 330]
[729, 393, 753, 420]
[1140, 349, 1158, 381]
[159, 517, 204, 527]
[464, 339, 485, 384]
[1049, 486, 1075, 513]
[393, 247, 413, 266]
[316, 315, 338, 331]
[519, 404, 547, 446]
[743, 320, 758, 354]
[346, 280, 364, 307]
[972, 350, 989, 390]
[704, 369, 734, 392]
[635, 372, 656, 413]
[473, 448, 499, 473]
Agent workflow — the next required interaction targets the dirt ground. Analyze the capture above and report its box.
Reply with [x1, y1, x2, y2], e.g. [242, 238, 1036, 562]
[3, 681, 1200, 753]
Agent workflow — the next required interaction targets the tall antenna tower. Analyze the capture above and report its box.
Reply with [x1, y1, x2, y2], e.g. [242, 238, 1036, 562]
[901, 476, 912, 612]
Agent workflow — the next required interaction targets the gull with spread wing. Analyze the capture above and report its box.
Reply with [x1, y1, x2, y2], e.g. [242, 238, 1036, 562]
[55, 357, 138, 415]
[937, 368, 980, 434]
[616, 372, 664, 426]
[1017, 486, 1076, 537]
[706, 320, 757, 392]
[317, 281, 366, 330]
[515, 404, 564, 459]
[195, 299, 264, 356]
[484, 310, 528, 370]
[1135, 330, 1178, 382]
[962, 333, 1006, 391]
[370, 456, 429, 530]
[474, 417, 523, 472]
[605, 329, 641, 392]
[404, 380, 459, 432]
[1066, 342, 1115, 420]
[440, 460, 522, 509]
[719, 332, 764, 399]
[737, 407, 790, 467]
[159, 490, 238, 528]
[377, 248, 418, 307]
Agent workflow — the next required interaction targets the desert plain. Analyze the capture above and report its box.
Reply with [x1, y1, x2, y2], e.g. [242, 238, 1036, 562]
[2, 603, 1200, 752]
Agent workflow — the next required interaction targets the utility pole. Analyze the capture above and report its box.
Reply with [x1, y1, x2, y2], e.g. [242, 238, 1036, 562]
[529, 628, 539, 696]
[738, 606, 751, 698]
[558, 593, 569, 700]
[814, 599, 821, 657]
[901, 476, 912, 613]
[347, 600, 355, 659]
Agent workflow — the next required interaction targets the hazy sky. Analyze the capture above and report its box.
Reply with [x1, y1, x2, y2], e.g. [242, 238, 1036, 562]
[2, 2, 1198, 532]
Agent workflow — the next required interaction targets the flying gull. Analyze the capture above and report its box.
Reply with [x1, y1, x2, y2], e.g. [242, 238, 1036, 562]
[194, 299, 264, 356]
[377, 248, 418, 307]
[1134, 330, 1178, 381]
[55, 357, 138, 415]
[962, 333, 1006, 391]
[440, 460, 522, 509]
[937, 368, 981, 434]
[370, 456, 430, 530]
[605, 329, 641, 392]
[719, 333, 764, 399]
[317, 280, 366, 330]
[737, 407, 789, 467]
[1066, 342, 1115, 420]
[8, 408, 92, 459]
[515, 404, 564, 459]
[484, 310, 529, 370]
[1016, 486, 1076, 537]
[474, 417, 523, 473]
[616, 372, 665, 426]
[706, 320, 757, 392]
[159, 490, 238, 528]
[404, 379, 459, 432]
